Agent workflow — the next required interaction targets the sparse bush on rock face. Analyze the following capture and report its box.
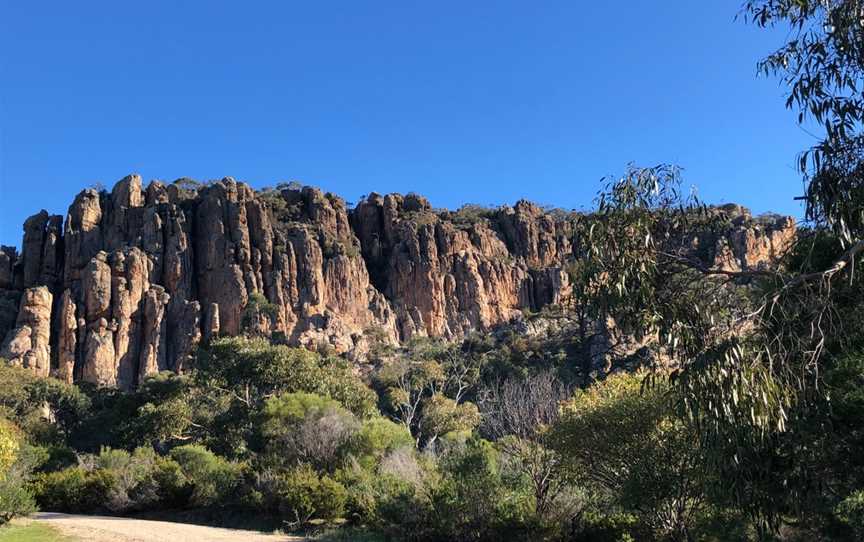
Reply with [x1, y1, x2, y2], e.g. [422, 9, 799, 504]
[449, 204, 497, 229]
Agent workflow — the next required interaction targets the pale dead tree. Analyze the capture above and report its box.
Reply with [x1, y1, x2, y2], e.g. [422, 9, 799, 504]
[440, 347, 476, 403]
[482, 371, 569, 440]
[284, 410, 359, 470]
[481, 371, 574, 522]
[379, 446, 424, 487]
[386, 359, 440, 440]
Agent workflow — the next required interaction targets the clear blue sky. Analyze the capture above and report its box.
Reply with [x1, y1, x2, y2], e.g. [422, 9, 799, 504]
[0, 1, 813, 248]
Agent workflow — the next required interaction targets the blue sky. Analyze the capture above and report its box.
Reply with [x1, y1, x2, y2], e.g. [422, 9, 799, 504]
[0, 1, 813, 247]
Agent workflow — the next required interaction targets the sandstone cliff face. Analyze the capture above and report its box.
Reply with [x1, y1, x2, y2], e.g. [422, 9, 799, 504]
[351, 195, 573, 339]
[0, 175, 796, 388]
[1, 286, 52, 377]
[700, 204, 797, 272]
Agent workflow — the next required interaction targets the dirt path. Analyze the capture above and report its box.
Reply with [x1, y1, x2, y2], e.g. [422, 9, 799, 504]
[32, 512, 304, 542]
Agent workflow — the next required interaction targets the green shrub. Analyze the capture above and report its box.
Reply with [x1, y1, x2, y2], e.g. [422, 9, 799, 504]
[550, 372, 704, 538]
[418, 394, 480, 444]
[570, 510, 641, 542]
[196, 337, 377, 423]
[337, 464, 422, 529]
[126, 455, 189, 510]
[371, 477, 433, 539]
[334, 466, 378, 523]
[690, 508, 754, 542]
[0, 477, 36, 525]
[345, 417, 413, 469]
[0, 432, 38, 526]
[30, 444, 74, 473]
[241, 292, 280, 334]
[278, 464, 347, 525]
[169, 445, 242, 507]
[0, 430, 40, 525]
[30, 467, 116, 513]
[428, 438, 513, 541]
[0, 365, 90, 448]
[0, 418, 18, 478]
[261, 392, 359, 471]
[450, 204, 495, 228]
[836, 490, 864, 539]
[89, 446, 162, 512]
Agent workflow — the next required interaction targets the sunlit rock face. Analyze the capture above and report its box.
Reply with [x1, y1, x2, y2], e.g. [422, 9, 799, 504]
[0, 174, 795, 388]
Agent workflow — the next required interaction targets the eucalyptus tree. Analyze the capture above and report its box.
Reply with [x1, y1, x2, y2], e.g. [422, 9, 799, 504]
[743, 0, 864, 245]
[575, 160, 864, 534]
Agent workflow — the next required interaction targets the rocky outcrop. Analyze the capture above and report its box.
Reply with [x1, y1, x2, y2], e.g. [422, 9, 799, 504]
[1, 286, 53, 377]
[54, 289, 77, 383]
[350, 194, 574, 339]
[81, 317, 116, 387]
[0, 247, 16, 289]
[0, 174, 797, 388]
[693, 204, 797, 273]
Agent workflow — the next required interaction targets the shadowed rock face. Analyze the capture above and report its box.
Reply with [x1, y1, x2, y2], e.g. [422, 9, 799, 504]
[0, 175, 796, 388]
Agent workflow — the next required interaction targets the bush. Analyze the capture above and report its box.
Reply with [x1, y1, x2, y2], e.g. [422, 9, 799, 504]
[261, 393, 359, 471]
[0, 418, 20, 478]
[196, 337, 377, 423]
[450, 204, 495, 228]
[30, 467, 116, 513]
[0, 421, 37, 526]
[0, 478, 36, 525]
[128, 455, 189, 510]
[86, 447, 162, 512]
[32, 445, 75, 473]
[241, 292, 280, 334]
[169, 445, 242, 507]
[836, 490, 864, 539]
[278, 464, 347, 525]
[426, 438, 517, 541]
[419, 394, 480, 444]
[335, 458, 424, 528]
[372, 480, 433, 539]
[570, 510, 641, 542]
[550, 372, 704, 539]
[345, 417, 413, 470]
[0, 366, 89, 447]
[334, 466, 378, 524]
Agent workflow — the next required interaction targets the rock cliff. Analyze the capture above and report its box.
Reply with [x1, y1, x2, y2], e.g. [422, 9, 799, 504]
[0, 175, 796, 388]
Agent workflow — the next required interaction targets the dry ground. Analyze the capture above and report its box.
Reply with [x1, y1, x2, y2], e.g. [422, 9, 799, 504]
[26, 512, 303, 542]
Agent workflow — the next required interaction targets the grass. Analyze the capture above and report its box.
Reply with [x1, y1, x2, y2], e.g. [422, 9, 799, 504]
[0, 522, 76, 542]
